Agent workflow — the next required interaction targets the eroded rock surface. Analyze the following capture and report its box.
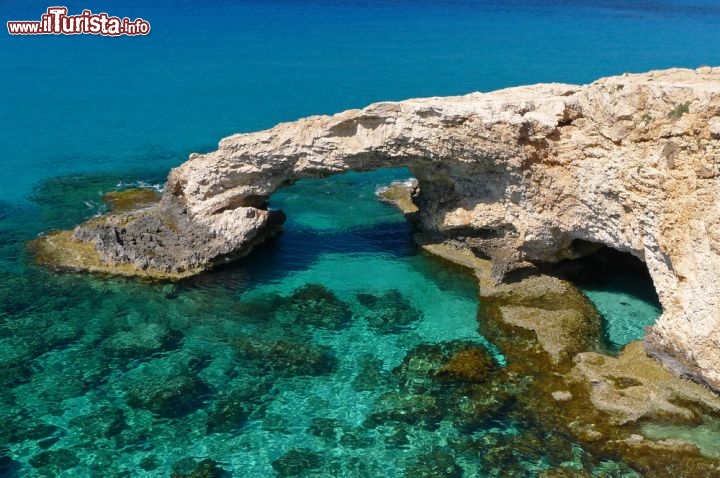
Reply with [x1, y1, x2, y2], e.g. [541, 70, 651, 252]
[33, 67, 720, 390]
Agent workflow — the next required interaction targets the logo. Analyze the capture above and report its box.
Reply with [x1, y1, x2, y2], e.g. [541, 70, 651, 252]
[7, 7, 151, 36]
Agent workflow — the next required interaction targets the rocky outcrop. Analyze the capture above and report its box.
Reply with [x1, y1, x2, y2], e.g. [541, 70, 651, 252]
[33, 67, 720, 391]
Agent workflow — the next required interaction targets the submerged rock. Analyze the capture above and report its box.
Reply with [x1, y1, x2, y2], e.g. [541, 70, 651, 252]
[206, 377, 275, 434]
[233, 337, 337, 377]
[405, 447, 463, 478]
[28, 449, 79, 474]
[363, 391, 444, 430]
[103, 188, 160, 213]
[103, 322, 183, 358]
[271, 448, 323, 477]
[446, 382, 518, 433]
[123, 354, 211, 418]
[569, 341, 720, 425]
[393, 341, 498, 393]
[171, 458, 228, 478]
[357, 289, 422, 334]
[435, 348, 494, 383]
[307, 417, 345, 442]
[286, 284, 353, 330]
[351, 353, 389, 391]
[306, 418, 373, 448]
[68, 406, 126, 440]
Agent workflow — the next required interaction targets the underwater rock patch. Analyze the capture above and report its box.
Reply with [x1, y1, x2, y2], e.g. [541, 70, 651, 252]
[351, 353, 389, 392]
[357, 289, 422, 334]
[435, 348, 494, 383]
[28, 449, 79, 475]
[271, 448, 324, 477]
[103, 322, 183, 358]
[123, 354, 211, 418]
[286, 284, 353, 330]
[0, 274, 38, 316]
[27, 171, 164, 231]
[445, 382, 518, 433]
[68, 406, 126, 440]
[171, 458, 229, 478]
[405, 446, 463, 478]
[363, 391, 444, 430]
[233, 337, 337, 377]
[307, 417, 345, 442]
[0, 338, 33, 387]
[393, 341, 498, 394]
[206, 377, 275, 434]
[306, 418, 373, 448]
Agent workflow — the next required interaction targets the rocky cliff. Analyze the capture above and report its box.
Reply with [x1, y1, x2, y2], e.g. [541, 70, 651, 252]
[33, 67, 720, 391]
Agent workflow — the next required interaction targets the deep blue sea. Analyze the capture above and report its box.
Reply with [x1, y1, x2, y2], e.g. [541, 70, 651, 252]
[0, 0, 717, 476]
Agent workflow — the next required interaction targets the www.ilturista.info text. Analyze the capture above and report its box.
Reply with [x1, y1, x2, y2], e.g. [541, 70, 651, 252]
[7, 7, 150, 36]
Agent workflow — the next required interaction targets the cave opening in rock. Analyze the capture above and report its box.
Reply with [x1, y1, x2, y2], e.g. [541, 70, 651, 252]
[545, 240, 663, 352]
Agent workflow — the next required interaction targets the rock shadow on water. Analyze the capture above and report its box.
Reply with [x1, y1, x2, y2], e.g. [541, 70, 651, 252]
[212, 221, 417, 288]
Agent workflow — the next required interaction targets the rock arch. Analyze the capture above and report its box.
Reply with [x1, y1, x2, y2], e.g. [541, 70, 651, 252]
[35, 67, 720, 391]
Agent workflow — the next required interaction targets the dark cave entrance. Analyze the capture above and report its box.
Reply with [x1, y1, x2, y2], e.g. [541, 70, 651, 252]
[544, 240, 663, 352]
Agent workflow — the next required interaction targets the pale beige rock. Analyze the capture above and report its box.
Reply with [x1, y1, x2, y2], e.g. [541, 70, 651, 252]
[570, 342, 720, 425]
[36, 67, 720, 391]
[552, 390, 573, 402]
[500, 306, 591, 364]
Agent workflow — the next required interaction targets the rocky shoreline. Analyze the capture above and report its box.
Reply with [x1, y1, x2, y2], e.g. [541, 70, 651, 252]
[31, 67, 720, 397]
[418, 239, 720, 475]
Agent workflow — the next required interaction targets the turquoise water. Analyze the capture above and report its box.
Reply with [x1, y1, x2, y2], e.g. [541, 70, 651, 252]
[580, 274, 663, 351]
[1, 0, 717, 475]
[0, 169, 505, 476]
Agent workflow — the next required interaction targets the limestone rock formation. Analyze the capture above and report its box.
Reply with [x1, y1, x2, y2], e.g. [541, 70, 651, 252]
[33, 67, 720, 391]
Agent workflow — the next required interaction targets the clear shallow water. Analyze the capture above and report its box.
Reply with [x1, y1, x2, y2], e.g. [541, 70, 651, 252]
[1, 0, 718, 475]
[0, 169, 568, 476]
[0, 168, 641, 477]
[580, 274, 662, 351]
